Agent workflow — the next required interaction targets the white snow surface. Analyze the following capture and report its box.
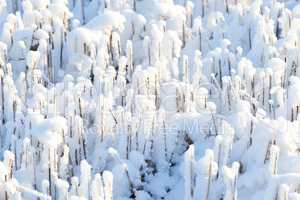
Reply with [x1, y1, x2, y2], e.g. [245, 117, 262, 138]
[0, 0, 300, 199]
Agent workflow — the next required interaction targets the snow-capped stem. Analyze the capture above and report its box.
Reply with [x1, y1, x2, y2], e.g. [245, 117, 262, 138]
[124, 164, 134, 197]
[205, 151, 213, 200]
[133, 0, 136, 11]
[185, 1, 194, 28]
[48, 148, 52, 197]
[183, 145, 195, 200]
[214, 135, 222, 177]
[201, 0, 206, 17]
[60, 27, 64, 69]
[80, 160, 91, 198]
[249, 120, 253, 147]
[146, 38, 151, 66]
[163, 121, 168, 161]
[81, 0, 85, 24]
[4, 151, 14, 179]
[248, 28, 252, 50]
[218, 59, 223, 89]
[269, 145, 280, 176]
[47, 41, 53, 82]
[101, 107, 104, 142]
[223, 162, 239, 200]
[183, 55, 189, 83]
[199, 28, 202, 51]
[126, 40, 133, 81]
[126, 125, 132, 159]
[182, 22, 186, 48]
[276, 184, 289, 200]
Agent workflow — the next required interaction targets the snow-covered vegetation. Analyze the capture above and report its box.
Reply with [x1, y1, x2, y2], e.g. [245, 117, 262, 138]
[1, 0, 300, 199]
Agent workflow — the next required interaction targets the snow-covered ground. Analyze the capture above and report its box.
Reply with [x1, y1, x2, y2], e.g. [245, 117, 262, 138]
[1, 0, 300, 199]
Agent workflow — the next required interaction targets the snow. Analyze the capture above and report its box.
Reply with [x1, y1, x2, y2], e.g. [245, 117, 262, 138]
[1, 0, 300, 199]
[85, 9, 126, 32]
